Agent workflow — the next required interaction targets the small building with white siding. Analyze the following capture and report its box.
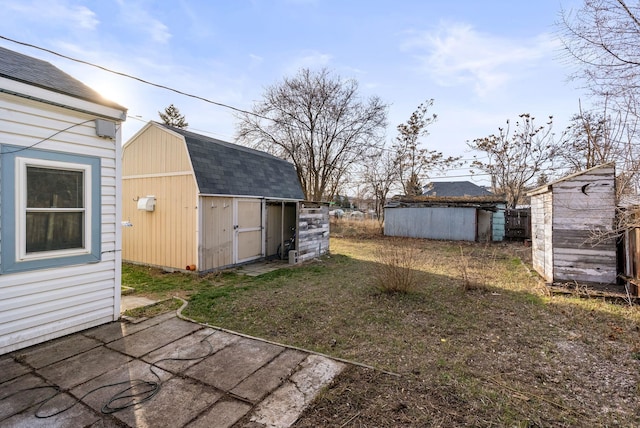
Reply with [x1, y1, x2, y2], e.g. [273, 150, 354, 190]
[0, 47, 127, 354]
[527, 163, 617, 284]
[122, 122, 326, 273]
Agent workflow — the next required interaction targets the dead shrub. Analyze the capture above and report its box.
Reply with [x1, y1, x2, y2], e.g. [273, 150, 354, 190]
[373, 242, 420, 293]
[458, 245, 490, 292]
[459, 245, 471, 291]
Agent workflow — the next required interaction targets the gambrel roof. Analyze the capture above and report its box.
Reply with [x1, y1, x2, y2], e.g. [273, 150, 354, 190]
[157, 123, 305, 200]
[0, 46, 125, 111]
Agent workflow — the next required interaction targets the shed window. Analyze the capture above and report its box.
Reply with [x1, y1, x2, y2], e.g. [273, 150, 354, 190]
[1, 147, 101, 273]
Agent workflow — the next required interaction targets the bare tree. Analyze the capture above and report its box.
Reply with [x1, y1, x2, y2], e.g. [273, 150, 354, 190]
[469, 114, 557, 208]
[559, 0, 640, 103]
[393, 100, 460, 196]
[557, 99, 640, 196]
[159, 104, 188, 128]
[235, 68, 387, 201]
[558, 106, 617, 172]
[361, 148, 400, 222]
[559, 1, 640, 199]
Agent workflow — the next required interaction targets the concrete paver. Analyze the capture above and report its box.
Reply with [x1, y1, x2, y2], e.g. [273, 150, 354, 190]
[84, 311, 177, 344]
[13, 334, 102, 369]
[143, 329, 239, 374]
[231, 349, 308, 403]
[120, 296, 157, 313]
[250, 354, 346, 427]
[0, 356, 30, 383]
[106, 317, 202, 358]
[2, 391, 102, 428]
[238, 261, 287, 277]
[109, 377, 222, 428]
[36, 346, 133, 390]
[185, 399, 252, 428]
[0, 313, 347, 427]
[70, 359, 173, 414]
[0, 373, 51, 419]
[185, 338, 284, 391]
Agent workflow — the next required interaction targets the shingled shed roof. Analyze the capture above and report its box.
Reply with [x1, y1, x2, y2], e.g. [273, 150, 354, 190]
[0, 46, 125, 111]
[423, 181, 493, 197]
[159, 123, 305, 200]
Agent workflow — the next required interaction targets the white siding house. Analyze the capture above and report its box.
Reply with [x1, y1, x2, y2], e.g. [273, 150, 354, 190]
[0, 47, 127, 354]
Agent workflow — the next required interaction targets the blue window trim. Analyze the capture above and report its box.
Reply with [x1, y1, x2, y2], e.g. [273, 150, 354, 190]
[1, 145, 101, 273]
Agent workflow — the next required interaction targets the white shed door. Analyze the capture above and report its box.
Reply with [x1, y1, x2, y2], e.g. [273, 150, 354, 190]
[234, 199, 264, 264]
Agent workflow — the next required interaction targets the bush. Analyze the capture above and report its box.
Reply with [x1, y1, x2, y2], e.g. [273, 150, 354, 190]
[372, 241, 420, 293]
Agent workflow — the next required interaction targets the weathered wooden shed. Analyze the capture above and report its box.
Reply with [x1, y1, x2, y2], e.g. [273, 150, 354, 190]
[527, 163, 616, 284]
[0, 47, 127, 354]
[384, 195, 507, 242]
[122, 122, 316, 272]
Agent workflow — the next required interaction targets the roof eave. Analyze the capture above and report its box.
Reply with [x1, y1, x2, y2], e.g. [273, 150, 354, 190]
[0, 77, 127, 121]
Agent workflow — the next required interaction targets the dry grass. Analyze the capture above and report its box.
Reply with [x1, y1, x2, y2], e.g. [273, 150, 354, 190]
[122, 235, 640, 427]
[330, 217, 382, 237]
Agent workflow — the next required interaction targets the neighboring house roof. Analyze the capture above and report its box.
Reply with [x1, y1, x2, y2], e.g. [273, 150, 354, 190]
[157, 123, 305, 200]
[0, 46, 125, 111]
[423, 181, 493, 197]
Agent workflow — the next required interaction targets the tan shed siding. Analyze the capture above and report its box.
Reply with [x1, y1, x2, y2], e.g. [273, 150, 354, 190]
[298, 203, 330, 262]
[0, 93, 121, 354]
[266, 204, 283, 256]
[122, 175, 198, 270]
[199, 196, 234, 270]
[123, 125, 192, 176]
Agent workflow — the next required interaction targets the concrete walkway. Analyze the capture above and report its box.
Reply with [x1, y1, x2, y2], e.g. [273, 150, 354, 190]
[0, 313, 345, 427]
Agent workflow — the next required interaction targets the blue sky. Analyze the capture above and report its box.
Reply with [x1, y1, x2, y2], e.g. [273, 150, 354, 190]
[0, 0, 586, 183]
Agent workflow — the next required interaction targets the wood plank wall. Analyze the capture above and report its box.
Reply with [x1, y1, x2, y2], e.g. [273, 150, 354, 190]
[297, 203, 329, 262]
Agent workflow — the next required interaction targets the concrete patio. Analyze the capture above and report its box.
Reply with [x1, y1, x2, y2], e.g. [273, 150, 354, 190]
[0, 312, 345, 427]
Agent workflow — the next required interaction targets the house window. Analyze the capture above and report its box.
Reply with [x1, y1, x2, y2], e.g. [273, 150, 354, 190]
[1, 147, 101, 273]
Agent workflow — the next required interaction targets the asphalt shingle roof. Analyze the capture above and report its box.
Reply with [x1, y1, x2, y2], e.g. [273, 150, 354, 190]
[159, 123, 305, 200]
[422, 181, 493, 197]
[0, 46, 125, 110]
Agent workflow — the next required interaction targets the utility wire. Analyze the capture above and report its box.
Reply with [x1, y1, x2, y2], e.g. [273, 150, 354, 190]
[0, 119, 95, 155]
[0, 35, 268, 121]
[1, 35, 491, 156]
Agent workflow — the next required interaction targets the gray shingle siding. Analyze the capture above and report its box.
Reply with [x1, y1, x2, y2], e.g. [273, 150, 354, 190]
[161, 124, 304, 200]
[0, 46, 125, 110]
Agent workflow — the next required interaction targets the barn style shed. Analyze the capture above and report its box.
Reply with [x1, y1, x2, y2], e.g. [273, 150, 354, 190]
[122, 122, 306, 272]
[527, 163, 616, 284]
[0, 47, 127, 354]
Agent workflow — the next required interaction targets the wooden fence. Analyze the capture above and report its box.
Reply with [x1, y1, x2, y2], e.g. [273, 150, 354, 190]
[504, 208, 531, 240]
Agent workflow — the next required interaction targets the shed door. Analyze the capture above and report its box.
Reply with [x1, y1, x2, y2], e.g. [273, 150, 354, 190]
[234, 199, 264, 264]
